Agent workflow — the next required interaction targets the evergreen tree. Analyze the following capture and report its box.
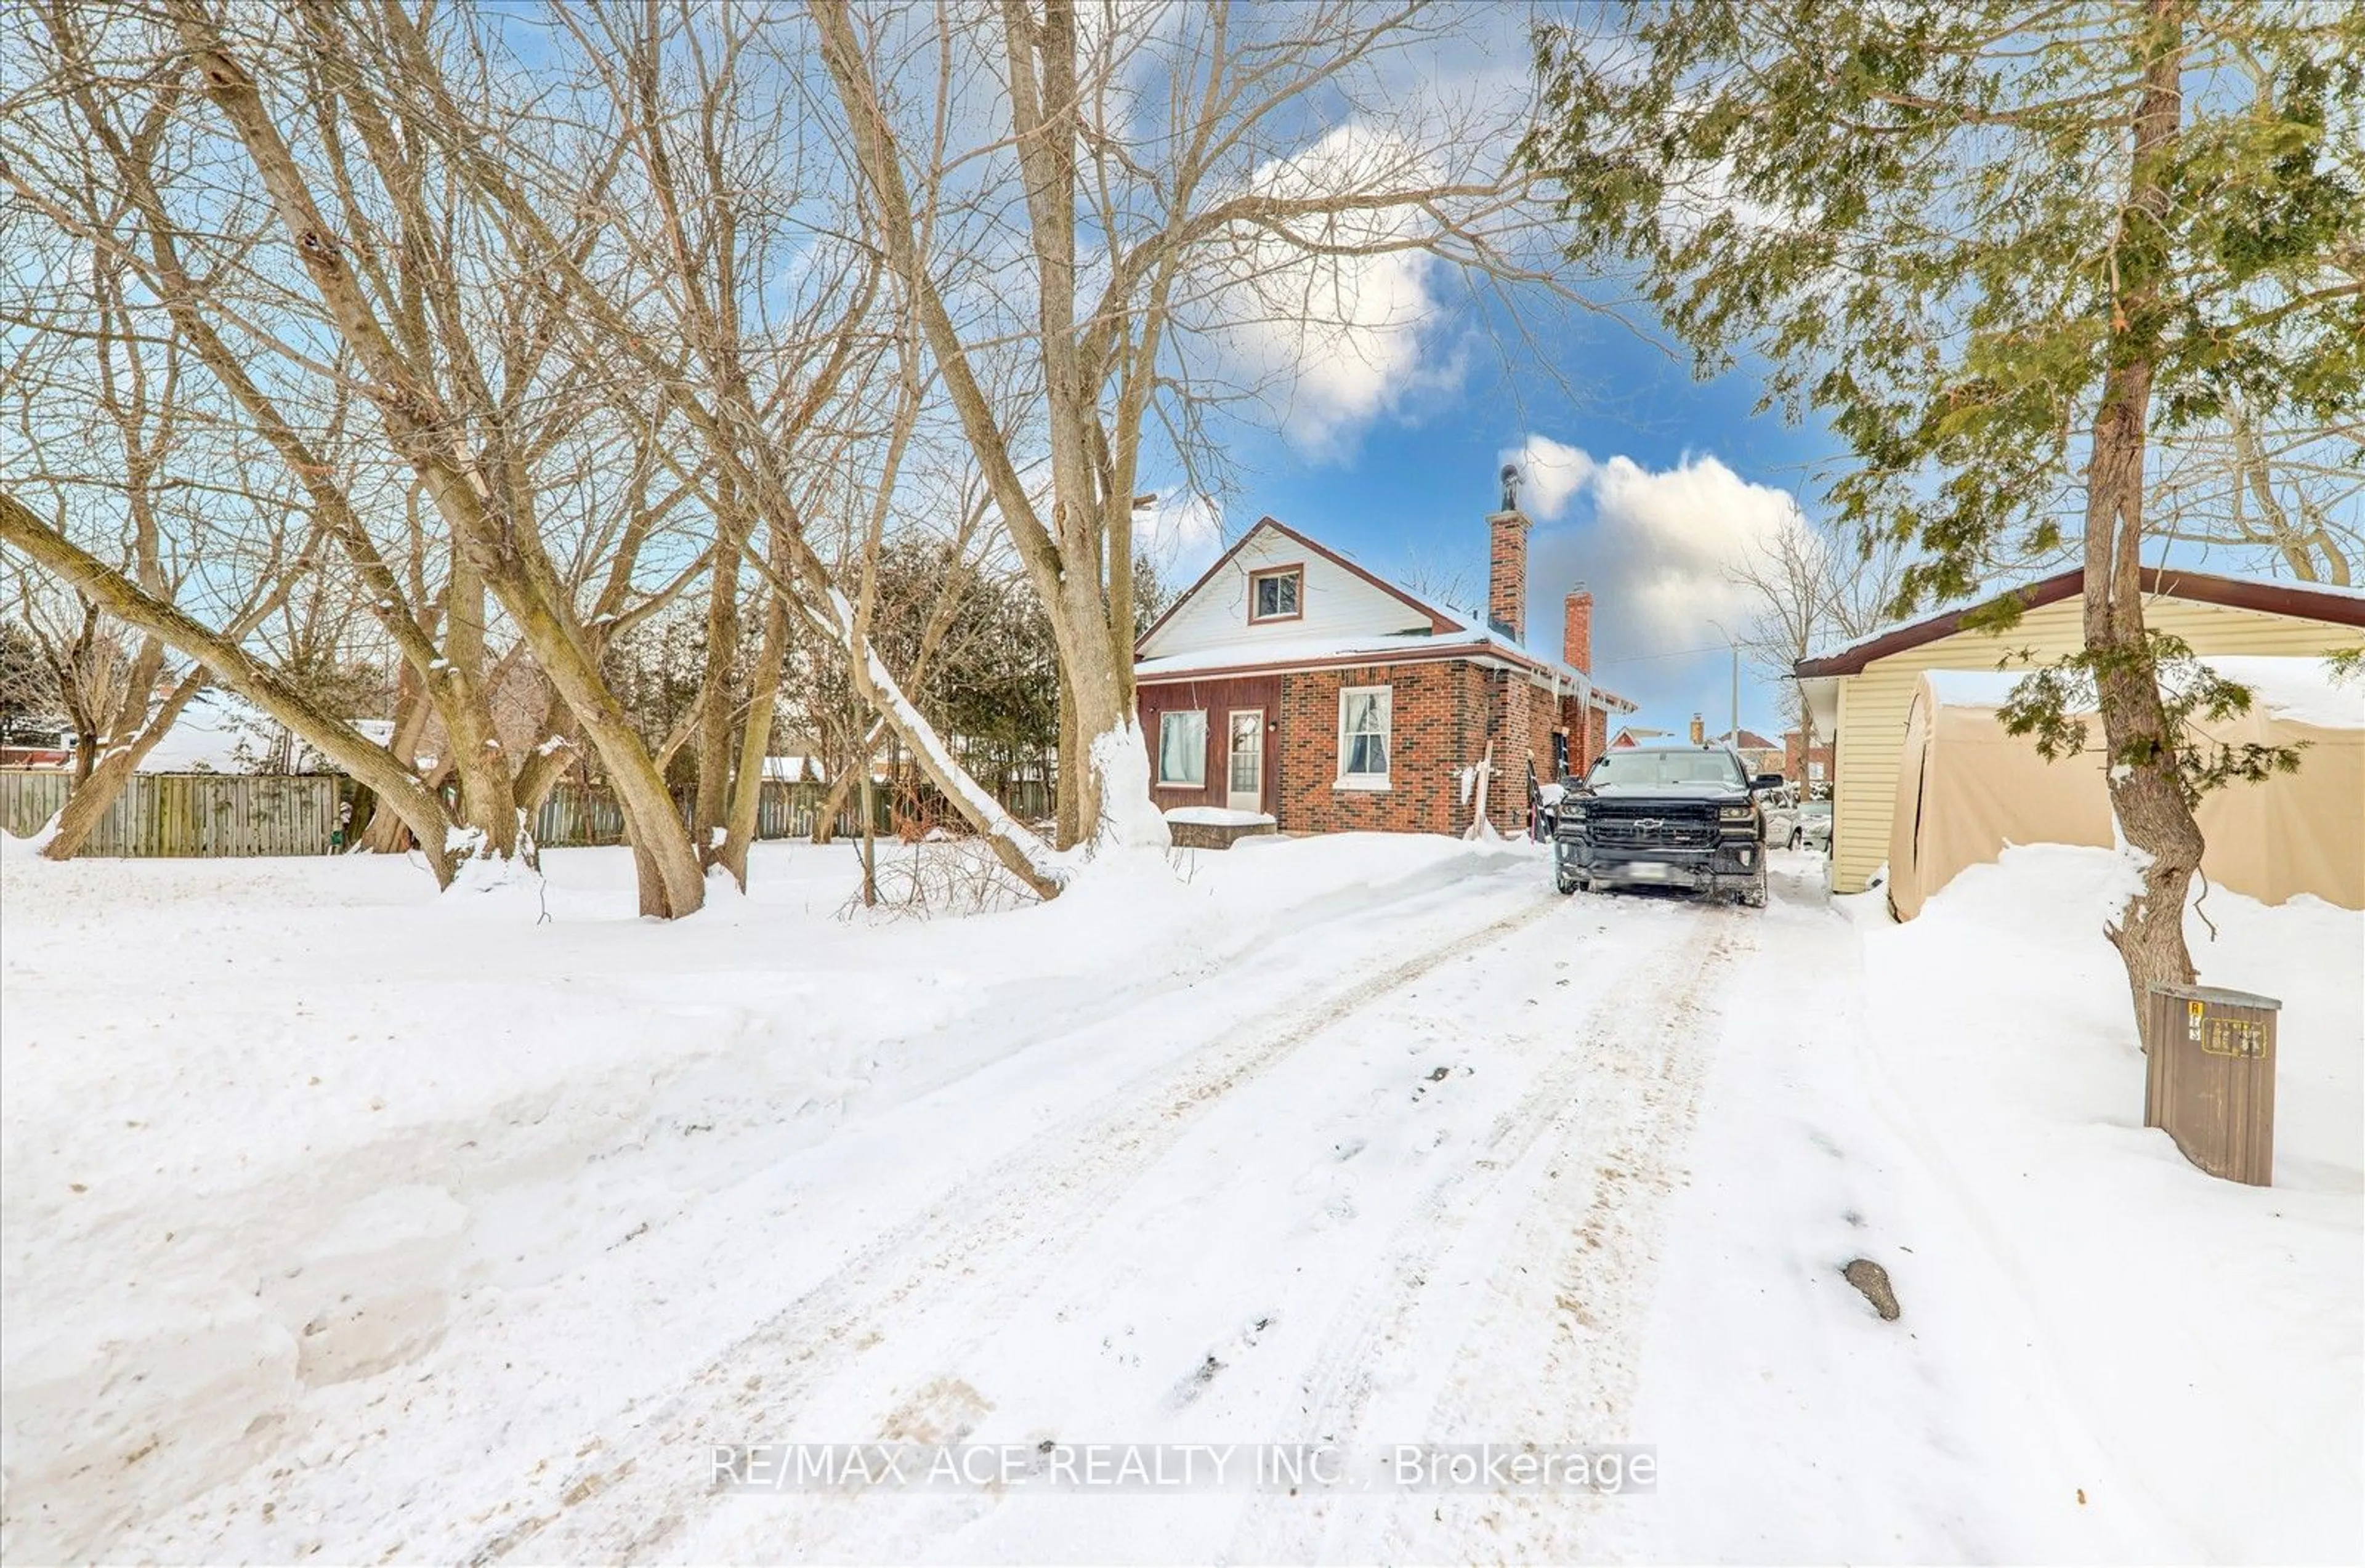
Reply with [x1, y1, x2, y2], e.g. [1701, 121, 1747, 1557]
[1526, 0, 2364, 1033]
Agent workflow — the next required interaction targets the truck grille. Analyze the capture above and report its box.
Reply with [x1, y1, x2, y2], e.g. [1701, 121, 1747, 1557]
[1591, 817, 1715, 849]
[1567, 802, 1720, 849]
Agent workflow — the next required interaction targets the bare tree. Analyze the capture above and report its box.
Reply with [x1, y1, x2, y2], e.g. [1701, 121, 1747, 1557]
[2151, 398, 2361, 586]
[1730, 511, 1910, 758]
[807, 0, 1572, 852]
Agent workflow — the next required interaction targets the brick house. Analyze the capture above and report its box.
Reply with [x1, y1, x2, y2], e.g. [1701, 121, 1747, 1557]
[1133, 508, 1633, 837]
[1706, 724, 1785, 779]
[1783, 729, 1833, 790]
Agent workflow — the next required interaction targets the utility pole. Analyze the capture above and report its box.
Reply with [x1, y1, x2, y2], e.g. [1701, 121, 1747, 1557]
[1709, 618, 1741, 748]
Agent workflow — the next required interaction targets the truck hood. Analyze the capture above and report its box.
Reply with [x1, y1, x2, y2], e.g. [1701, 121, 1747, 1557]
[1582, 782, 1748, 802]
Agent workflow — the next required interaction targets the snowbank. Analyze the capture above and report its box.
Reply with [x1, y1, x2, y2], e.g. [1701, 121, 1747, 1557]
[1849, 846, 2361, 1561]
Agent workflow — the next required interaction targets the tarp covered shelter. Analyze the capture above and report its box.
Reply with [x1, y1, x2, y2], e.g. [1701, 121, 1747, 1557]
[1886, 658, 2365, 921]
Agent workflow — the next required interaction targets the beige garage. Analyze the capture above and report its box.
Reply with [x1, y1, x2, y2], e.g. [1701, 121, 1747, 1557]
[1797, 567, 2365, 897]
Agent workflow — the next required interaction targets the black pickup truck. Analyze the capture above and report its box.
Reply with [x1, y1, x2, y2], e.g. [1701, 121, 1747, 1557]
[1551, 745, 1779, 907]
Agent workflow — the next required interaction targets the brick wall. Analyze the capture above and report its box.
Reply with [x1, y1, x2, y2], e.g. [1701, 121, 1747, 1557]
[1277, 661, 1494, 835]
[1267, 658, 1593, 837]
[1486, 669, 1561, 837]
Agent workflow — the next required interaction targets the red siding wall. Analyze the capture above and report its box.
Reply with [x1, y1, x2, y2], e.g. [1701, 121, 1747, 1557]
[1138, 676, 1282, 815]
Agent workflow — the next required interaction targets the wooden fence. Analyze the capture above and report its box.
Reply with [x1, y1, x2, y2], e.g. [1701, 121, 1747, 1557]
[1, 769, 340, 857]
[526, 780, 889, 847]
[4, 770, 924, 859]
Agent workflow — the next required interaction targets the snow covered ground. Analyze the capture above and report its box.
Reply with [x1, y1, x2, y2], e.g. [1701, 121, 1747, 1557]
[2, 834, 2356, 1562]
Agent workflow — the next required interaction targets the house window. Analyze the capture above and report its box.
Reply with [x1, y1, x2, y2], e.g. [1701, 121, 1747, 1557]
[1157, 709, 1207, 787]
[1249, 565, 1301, 622]
[1338, 685, 1391, 788]
[1809, 760, 1825, 782]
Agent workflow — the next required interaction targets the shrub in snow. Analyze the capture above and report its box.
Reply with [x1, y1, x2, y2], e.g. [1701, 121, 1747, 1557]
[839, 838, 1041, 921]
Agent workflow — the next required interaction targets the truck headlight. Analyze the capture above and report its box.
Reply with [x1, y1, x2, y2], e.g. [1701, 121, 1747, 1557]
[1718, 804, 1754, 822]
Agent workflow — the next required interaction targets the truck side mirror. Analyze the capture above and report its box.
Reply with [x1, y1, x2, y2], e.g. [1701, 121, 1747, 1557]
[1753, 772, 1785, 792]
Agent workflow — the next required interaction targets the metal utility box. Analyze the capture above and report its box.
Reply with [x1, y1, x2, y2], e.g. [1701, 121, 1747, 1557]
[2144, 984, 2281, 1187]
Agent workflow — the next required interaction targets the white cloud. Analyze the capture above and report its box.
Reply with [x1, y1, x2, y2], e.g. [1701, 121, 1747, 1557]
[1204, 122, 1466, 461]
[1519, 437, 1807, 655]
[1499, 434, 1597, 522]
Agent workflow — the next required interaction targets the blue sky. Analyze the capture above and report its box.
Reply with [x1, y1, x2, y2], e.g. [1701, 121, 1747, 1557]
[1147, 299, 1837, 744]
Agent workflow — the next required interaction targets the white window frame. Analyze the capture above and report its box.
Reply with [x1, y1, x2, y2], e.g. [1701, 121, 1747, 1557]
[1156, 708, 1208, 788]
[1336, 685, 1392, 790]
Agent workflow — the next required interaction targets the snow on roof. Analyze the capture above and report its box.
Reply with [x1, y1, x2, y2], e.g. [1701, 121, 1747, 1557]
[1922, 658, 2364, 729]
[1134, 625, 1636, 711]
[1134, 626, 1492, 678]
[137, 694, 277, 772]
[762, 755, 827, 783]
[1800, 565, 2365, 679]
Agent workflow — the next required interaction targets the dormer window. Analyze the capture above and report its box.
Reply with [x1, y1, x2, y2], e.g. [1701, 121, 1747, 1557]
[1249, 565, 1303, 623]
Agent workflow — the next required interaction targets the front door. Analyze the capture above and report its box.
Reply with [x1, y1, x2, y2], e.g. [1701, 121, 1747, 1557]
[1227, 709, 1264, 813]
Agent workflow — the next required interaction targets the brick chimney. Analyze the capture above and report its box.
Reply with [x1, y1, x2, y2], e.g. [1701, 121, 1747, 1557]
[1689, 712, 1705, 746]
[1561, 584, 1593, 675]
[1487, 506, 1529, 642]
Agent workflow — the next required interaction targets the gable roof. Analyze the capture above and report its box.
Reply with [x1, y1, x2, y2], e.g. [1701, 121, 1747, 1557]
[1716, 728, 1782, 751]
[1134, 515, 1635, 711]
[1136, 515, 1460, 651]
[1796, 565, 2365, 679]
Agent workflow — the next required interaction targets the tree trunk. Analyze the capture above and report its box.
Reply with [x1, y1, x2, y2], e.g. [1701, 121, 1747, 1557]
[2085, 0, 2201, 1046]
[41, 668, 206, 859]
[693, 552, 740, 870]
[437, 550, 520, 860]
[718, 580, 788, 889]
[359, 674, 432, 852]
[1054, 666, 1080, 850]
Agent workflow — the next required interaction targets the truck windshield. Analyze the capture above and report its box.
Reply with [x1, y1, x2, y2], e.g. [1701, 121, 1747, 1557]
[1586, 751, 1744, 787]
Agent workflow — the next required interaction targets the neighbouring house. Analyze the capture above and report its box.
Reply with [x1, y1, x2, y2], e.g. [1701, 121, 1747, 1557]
[1133, 507, 1634, 837]
[1795, 565, 2365, 897]
[1710, 725, 1785, 778]
[1783, 728, 1833, 791]
[1609, 724, 1674, 750]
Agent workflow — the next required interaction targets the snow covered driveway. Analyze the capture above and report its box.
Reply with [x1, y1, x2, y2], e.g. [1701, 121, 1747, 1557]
[4, 839, 1745, 1563]
[6, 836, 2356, 1562]
[493, 883, 1740, 1566]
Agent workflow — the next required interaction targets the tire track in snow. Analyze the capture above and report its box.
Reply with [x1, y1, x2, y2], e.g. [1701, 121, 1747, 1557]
[1385, 899, 1745, 1564]
[1223, 895, 1744, 1565]
[464, 880, 1577, 1564]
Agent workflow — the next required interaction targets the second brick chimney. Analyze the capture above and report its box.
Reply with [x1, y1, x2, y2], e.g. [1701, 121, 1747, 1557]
[1689, 712, 1706, 746]
[1487, 506, 1529, 642]
[1562, 585, 1593, 675]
